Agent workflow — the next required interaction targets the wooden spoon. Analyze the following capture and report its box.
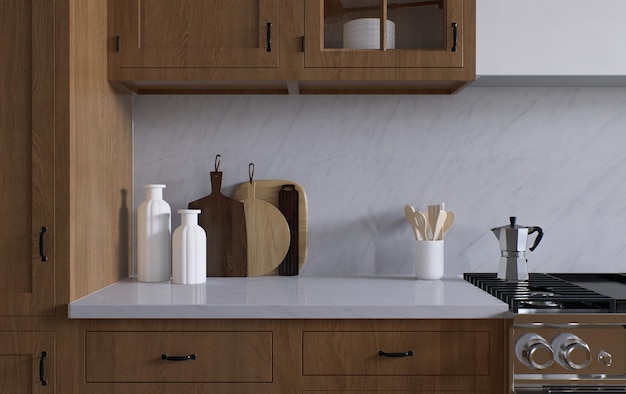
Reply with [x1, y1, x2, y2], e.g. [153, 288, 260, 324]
[404, 205, 420, 240]
[414, 211, 429, 241]
[442, 211, 455, 237]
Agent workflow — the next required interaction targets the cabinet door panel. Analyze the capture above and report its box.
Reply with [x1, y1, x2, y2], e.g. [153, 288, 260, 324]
[302, 392, 491, 393]
[85, 331, 273, 383]
[118, 0, 279, 68]
[303, 331, 490, 376]
[0, 356, 30, 394]
[0, 0, 55, 316]
[305, 0, 465, 68]
[0, 332, 55, 393]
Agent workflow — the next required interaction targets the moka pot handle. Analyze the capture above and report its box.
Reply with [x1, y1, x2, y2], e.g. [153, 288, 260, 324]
[528, 226, 543, 251]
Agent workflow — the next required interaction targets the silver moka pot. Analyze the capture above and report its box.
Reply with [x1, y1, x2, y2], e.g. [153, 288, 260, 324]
[491, 217, 543, 281]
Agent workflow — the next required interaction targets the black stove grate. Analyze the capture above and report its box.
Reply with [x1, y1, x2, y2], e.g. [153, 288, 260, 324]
[463, 273, 616, 313]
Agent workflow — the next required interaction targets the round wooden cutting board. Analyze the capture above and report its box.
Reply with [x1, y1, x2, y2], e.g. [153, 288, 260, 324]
[240, 181, 291, 277]
[233, 180, 308, 275]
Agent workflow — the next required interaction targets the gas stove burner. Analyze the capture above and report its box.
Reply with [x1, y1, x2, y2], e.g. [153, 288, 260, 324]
[463, 272, 618, 313]
[527, 290, 555, 297]
[519, 299, 563, 309]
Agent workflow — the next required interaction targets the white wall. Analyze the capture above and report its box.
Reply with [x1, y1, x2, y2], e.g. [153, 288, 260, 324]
[476, 0, 626, 75]
[133, 87, 626, 276]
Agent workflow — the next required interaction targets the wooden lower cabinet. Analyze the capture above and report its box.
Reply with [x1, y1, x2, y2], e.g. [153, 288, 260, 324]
[85, 331, 273, 383]
[0, 331, 55, 394]
[75, 319, 506, 394]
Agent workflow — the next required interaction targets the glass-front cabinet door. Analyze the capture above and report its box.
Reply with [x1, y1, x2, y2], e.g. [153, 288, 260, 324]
[305, 0, 464, 68]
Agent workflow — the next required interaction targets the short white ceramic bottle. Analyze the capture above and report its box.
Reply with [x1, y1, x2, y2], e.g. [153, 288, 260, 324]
[137, 184, 171, 282]
[172, 209, 206, 285]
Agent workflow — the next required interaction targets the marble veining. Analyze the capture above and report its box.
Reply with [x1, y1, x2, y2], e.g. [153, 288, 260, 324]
[68, 276, 510, 319]
[133, 87, 626, 277]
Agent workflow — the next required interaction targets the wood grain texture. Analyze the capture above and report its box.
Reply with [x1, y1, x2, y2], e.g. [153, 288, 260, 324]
[278, 185, 299, 275]
[117, 0, 279, 68]
[85, 331, 272, 383]
[240, 181, 290, 277]
[300, 319, 507, 393]
[107, 0, 476, 94]
[233, 180, 308, 274]
[74, 318, 507, 394]
[74, 319, 302, 394]
[303, 330, 490, 375]
[0, 331, 55, 392]
[188, 171, 247, 277]
[305, 0, 465, 68]
[0, 0, 56, 316]
[68, 0, 133, 301]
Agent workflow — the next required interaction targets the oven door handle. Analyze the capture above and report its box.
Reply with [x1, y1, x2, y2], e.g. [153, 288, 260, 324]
[520, 386, 626, 393]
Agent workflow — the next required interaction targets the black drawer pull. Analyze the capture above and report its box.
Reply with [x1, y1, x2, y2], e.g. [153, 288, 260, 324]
[378, 350, 414, 358]
[161, 353, 196, 361]
[451, 22, 458, 52]
[39, 351, 48, 386]
[266, 22, 272, 52]
[39, 227, 48, 261]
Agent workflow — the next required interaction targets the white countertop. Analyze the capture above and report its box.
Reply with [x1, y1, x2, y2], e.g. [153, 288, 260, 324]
[68, 276, 510, 319]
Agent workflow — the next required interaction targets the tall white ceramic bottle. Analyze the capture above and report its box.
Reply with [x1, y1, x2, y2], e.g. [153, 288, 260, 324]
[172, 209, 207, 284]
[137, 184, 172, 282]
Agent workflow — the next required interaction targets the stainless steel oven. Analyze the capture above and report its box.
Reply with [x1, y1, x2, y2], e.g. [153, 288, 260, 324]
[512, 314, 626, 393]
[464, 273, 626, 393]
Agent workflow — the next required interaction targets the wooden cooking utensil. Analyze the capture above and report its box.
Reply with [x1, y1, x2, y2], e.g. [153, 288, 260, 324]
[432, 210, 447, 240]
[414, 211, 429, 241]
[188, 155, 247, 277]
[442, 211, 455, 237]
[404, 205, 420, 240]
[427, 204, 441, 240]
[241, 164, 291, 277]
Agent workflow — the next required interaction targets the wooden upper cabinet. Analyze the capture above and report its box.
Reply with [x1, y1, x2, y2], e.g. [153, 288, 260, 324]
[109, 0, 475, 93]
[305, 0, 465, 68]
[117, 0, 280, 68]
[0, 0, 55, 316]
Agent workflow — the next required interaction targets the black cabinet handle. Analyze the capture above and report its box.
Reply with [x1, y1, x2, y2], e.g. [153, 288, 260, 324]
[378, 350, 414, 358]
[39, 351, 48, 386]
[451, 22, 458, 52]
[266, 22, 272, 52]
[39, 227, 48, 262]
[161, 353, 196, 361]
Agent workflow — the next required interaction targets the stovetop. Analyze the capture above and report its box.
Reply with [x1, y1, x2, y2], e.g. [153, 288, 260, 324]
[463, 272, 626, 313]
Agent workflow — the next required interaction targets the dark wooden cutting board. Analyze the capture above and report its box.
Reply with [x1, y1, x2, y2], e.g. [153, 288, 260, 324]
[188, 171, 247, 277]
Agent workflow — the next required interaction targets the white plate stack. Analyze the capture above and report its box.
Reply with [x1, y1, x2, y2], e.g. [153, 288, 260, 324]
[343, 18, 395, 49]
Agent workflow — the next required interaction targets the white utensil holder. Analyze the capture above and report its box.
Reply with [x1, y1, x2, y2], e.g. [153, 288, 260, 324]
[414, 240, 444, 280]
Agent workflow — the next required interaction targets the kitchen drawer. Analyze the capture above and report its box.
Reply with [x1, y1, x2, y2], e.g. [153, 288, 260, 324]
[302, 331, 490, 376]
[85, 331, 272, 383]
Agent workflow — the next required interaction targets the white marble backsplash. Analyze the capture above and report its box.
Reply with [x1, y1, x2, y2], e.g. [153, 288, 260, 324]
[133, 87, 626, 276]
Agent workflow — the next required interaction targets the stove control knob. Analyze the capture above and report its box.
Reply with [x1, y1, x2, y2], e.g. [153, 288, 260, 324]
[515, 333, 554, 370]
[552, 333, 591, 370]
[598, 350, 613, 367]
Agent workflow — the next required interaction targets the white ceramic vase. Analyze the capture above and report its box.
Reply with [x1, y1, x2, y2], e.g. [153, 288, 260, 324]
[172, 209, 207, 285]
[137, 184, 171, 282]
